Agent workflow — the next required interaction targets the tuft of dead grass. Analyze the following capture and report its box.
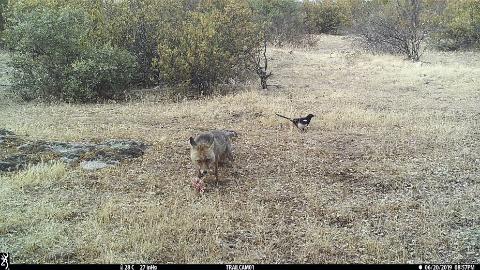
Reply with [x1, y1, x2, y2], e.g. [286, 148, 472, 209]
[9, 162, 67, 189]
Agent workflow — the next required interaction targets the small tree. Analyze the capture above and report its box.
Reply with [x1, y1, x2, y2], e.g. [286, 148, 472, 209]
[247, 0, 304, 89]
[353, 0, 427, 61]
[250, 37, 271, 89]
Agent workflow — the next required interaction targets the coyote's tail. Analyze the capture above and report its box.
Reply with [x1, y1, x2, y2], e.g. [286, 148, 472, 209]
[275, 113, 294, 122]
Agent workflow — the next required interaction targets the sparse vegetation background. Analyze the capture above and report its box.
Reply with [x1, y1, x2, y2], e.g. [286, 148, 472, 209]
[1, 0, 479, 264]
[429, 0, 480, 51]
[3, 0, 479, 101]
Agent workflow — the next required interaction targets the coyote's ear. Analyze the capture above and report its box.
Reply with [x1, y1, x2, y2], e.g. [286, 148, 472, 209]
[189, 137, 196, 147]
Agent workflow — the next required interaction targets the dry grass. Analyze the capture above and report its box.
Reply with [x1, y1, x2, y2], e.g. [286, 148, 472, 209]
[1, 35, 479, 263]
[8, 162, 67, 189]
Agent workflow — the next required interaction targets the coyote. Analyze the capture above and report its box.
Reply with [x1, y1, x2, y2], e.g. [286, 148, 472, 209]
[189, 130, 236, 182]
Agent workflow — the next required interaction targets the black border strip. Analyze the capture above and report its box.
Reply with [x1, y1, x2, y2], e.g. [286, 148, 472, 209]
[9, 264, 478, 270]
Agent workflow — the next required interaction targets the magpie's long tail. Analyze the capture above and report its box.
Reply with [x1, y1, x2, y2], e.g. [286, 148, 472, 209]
[275, 113, 294, 123]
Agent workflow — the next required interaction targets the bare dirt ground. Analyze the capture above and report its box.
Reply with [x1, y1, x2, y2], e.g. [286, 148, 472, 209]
[1, 35, 479, 263]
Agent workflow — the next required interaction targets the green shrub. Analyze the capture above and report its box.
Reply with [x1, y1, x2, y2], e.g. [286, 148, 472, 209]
[5, 6, 88, 101]
[4, 5, 136, 102]
[430, 0, 480, 51]
[4, 0, 267, 100]
[249, 0, 304, 46]
[156, 0, 261, 92]
[93, 0, 171, 86]
[65, 45, 136, 102]
[303, 0, 347, 35]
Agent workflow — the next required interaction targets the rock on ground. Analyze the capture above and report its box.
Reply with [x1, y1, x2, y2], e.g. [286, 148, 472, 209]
[0, 129, 147, 172]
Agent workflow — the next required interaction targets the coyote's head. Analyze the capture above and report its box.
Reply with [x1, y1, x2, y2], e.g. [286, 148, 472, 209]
[189, 137, 215, 178]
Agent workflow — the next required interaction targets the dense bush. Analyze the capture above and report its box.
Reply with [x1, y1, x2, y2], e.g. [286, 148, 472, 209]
[65, 46, 136, 102]
[249, 0, 304, 46]
[430, 0, 480, 51]
[4, 6, 136, 102]
[303, 0, 347, 35]
[156, 0, 261, 92]
[3, 0, 267, 100]
[93, 0, 173, 86]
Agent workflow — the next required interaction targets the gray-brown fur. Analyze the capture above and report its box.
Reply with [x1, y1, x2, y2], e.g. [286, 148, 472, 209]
[189, 130, 236, 182]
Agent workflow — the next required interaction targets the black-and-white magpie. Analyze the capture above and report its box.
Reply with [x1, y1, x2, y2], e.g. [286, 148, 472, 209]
[276, 113, 315, 132]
